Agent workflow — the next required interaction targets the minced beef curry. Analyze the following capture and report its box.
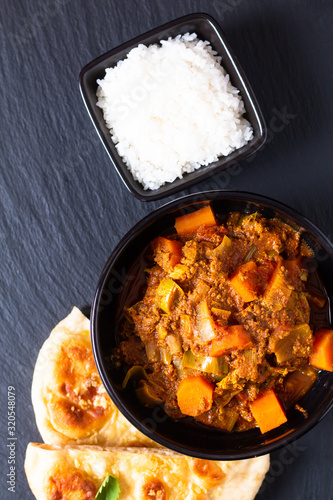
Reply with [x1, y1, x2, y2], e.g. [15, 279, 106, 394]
[115, 206, 329, 433]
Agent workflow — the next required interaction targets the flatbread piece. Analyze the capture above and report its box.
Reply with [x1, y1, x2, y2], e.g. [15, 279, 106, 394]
[31, 307, 156, 447]
[25, 443, 270, 500]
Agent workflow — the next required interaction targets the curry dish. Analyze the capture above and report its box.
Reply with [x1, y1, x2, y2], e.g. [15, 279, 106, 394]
[115, 206, 328, 433]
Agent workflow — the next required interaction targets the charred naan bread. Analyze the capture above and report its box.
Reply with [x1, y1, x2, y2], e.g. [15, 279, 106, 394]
[31, 307, 156, 447]
[25, 443, 269, 500]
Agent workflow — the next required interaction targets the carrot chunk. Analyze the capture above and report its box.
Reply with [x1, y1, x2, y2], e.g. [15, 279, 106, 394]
[229, 261, 260, 302]
[209, 325, 253, 357]
[151, 236, 183, 267]
[309, 328, 333, 371]
[284, 258, 303, 287]
[177, 376, 214, 417]
[263, 258, 292, 310]
[175, 206, 216, 237]
[250, 389, 287, 434]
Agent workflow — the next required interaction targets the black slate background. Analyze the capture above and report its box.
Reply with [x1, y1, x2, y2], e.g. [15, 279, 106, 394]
[1, 0, 333, 498]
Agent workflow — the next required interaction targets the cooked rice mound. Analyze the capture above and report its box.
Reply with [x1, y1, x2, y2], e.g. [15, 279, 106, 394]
[96, 33, 253, 190]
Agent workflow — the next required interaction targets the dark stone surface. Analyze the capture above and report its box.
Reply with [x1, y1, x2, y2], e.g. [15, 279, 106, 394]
[1, 0, 333, 498]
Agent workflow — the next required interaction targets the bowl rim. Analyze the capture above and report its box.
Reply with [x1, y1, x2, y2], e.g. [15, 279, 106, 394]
[79, 12, 267, 201]
[91, 190, 333, 459]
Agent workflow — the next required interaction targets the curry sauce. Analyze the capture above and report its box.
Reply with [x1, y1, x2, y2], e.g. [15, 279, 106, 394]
[115, 208, 328, 433]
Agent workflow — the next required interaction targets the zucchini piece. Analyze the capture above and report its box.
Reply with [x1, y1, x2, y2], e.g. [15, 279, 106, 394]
[214, 235, 233, 257]
[173, 358, 185, 378]
[224, 411, 239, 432]
[179, 314, 192, 339]
[156, 278, 184, 314]
[135, 380, 163, 406]
[122, 366, 148, 389]
[269, 324, 313, 363]
[201, 356, 228, 375]
[161, 349, 172, 365]
[238, 349, 258, 380]
[216, 389, 241, 407]
[181, 349, 228, 375]
[181, 349, 198, 370]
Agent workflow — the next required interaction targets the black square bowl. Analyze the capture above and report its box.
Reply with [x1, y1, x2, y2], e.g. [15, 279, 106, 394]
[79, 13, 266, 201]
[91, 191, 333, 460]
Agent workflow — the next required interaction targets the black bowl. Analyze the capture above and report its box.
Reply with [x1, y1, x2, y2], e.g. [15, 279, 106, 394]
[91, 191, 333, 459]
[79, 13, 266, 201]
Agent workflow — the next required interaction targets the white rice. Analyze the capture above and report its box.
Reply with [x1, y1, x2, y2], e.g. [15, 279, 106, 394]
[96, 33, 253, 191]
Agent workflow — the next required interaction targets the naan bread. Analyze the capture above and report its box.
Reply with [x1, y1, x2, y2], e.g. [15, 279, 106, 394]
[25, 443, 269, 500]
[31, 307, 156, 447]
